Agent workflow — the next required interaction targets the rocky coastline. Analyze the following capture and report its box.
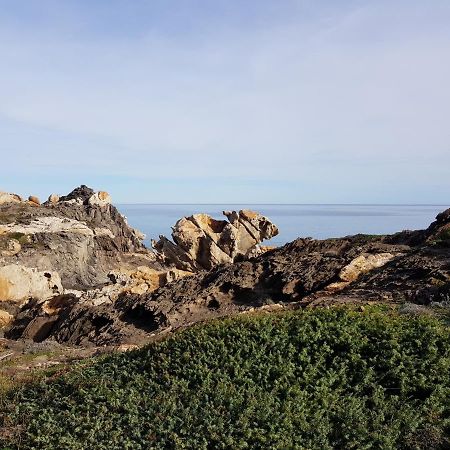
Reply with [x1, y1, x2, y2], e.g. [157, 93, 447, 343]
[0, 185, 449, 353]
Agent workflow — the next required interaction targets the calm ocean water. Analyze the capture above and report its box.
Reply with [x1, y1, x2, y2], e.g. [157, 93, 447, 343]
[118, 204, 448, 248]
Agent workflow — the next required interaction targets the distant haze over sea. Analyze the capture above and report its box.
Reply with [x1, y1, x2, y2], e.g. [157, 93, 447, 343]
[119, 204, 447, 248]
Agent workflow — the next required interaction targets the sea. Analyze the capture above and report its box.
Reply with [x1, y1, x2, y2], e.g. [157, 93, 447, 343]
[118, 204, 448, 248]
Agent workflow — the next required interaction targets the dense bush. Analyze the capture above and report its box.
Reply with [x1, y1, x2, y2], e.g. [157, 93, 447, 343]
[1, 307, 449, 449]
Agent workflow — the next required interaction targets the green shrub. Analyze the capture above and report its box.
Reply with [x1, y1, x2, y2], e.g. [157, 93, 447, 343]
[1, 308, 449, 449]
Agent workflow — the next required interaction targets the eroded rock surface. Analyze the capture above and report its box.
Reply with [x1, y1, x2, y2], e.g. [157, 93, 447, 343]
[7, 225, 443, 347]
[4, 197, 450, 348]
[0, 185, 154, 291]
[153, 210, 279, 271]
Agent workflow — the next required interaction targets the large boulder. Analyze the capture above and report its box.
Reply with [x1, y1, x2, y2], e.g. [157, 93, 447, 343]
[153, 210, 279, 271]
[0, 192, 22, 205]
[28, 195, 41, 205]
[0, 264, 63, 305]
[47, 194, 60, 204]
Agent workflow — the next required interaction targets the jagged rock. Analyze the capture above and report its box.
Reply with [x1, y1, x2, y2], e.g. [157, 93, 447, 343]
[58, 185, 95, 204]
[58, 186, 111, 208]
[153, 210, 279, 271]
[0, 192, 22, 205]
[5, 266, 192, 342]
[0, 265, 63, 304]
[324, 252, 397, 292]
[224, 210, 279, 243]
[28, 196, 41, 205]
[47, 194, 60, 204]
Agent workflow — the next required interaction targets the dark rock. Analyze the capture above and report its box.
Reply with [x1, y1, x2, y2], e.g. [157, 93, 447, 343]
[58, 185, 95, 204]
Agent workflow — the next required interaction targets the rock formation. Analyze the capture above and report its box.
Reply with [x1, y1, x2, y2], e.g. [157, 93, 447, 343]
[6, 207, 450, 347]
[1, 186, 449, 350]
[153, 210, 279, 271]
[0, 185, 155, 293]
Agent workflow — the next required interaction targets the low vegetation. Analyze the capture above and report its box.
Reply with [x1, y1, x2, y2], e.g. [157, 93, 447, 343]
[1, 307, 449, 449]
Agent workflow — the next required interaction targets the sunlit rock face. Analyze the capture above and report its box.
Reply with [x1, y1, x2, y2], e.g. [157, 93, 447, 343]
[152, 209, 279, 271]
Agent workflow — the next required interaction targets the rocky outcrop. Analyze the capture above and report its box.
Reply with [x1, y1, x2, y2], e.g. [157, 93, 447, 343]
[153, 210, 279, 271]
[4, 201, 450, 348]
[6, 266, 192, 342]
[57, 185, 111, 207]
[0, 217, 94, 237]
[324, 252, 398, 292]
[339, 253, 396, 282]
[58, 185, 95, 204]
[88, 191, 112, 207]
[4, 233, 412, 346]
[0, 185, 153, 290]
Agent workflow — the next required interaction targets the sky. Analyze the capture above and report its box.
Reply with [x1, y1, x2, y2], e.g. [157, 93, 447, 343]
[0, 0, 449, 203]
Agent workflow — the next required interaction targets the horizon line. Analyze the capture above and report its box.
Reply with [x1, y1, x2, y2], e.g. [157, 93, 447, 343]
[116, 203, 449, 207]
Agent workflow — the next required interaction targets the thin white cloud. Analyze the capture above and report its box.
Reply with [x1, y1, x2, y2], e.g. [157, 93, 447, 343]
[0, 0, 449, 202]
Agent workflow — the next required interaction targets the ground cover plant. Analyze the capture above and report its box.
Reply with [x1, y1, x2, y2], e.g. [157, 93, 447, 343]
[1, 307, 449, 449]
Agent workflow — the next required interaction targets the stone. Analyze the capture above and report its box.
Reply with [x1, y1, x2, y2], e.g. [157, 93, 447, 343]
[339, 253, 396, 282]
[0, 265, 63, 304]
[28, 195, 41, 205]
[0, 309, 13, 327]
[58, 185, 95, 204]
[94, 227, 115, 239]
[153, 210, 279, 271]
[0, 192, 22, 205]
[0, 238, 21, 257]
[88, 191, 112, 207]
[62, 198, 83, 205]
[22, 316, 60, 342]
[125, 266, 194, 293]
[47, 194, 60, 204]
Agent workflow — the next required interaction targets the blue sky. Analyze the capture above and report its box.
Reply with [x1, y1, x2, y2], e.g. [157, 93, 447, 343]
[0, 0, 449, 203]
